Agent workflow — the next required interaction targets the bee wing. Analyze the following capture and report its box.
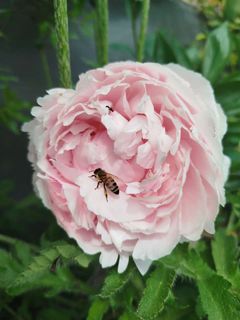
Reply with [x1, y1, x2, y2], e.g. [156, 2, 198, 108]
[108, 173, 124, 185]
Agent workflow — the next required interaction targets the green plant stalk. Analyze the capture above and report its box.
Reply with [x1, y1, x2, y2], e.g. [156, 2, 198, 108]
[53, 0, 72, 87]
[95, 0, 109, 66]
[137, 0, 150, 62]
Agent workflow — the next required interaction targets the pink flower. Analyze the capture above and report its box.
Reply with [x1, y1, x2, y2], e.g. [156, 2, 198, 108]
[23, 62, 230, 275]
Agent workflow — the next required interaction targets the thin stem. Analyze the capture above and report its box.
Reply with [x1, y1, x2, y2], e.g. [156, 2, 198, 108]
[137, 0, 150, 62]
[0, 233, 17, 245]
[0, 234, 38, 252]
[53, 0, 72, 87]
[39, 48, 53, 88]
[95, 0, 109, 66]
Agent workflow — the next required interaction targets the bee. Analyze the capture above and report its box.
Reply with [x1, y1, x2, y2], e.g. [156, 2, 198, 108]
[106, 105, 113, 112]
[90, 168, 119, 201]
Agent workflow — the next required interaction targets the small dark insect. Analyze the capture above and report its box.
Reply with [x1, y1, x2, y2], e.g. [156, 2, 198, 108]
[106, 105, 113, 112]
[90, 168, 119, 201]
[50, 256, 62, 273]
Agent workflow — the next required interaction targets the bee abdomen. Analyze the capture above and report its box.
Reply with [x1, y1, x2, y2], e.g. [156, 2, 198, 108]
[112, 186, 119, 194]
[106, 180, 119, 194]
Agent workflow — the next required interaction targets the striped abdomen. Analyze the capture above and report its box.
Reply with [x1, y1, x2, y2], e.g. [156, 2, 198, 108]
[105, 177, 119, 194]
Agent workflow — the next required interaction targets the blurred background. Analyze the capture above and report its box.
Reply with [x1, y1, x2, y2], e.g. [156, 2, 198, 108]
[0, 1, 240, 319]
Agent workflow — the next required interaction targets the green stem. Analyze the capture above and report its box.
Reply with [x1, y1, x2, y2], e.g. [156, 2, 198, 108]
[39, 48, 53, 88]
[95, 0, 109, 66]
[137, 0, 150, 62]
[53, 0, 72, 87]
[0, 234, 38, 252]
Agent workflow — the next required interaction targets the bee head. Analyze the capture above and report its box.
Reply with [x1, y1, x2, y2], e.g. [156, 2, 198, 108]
[94, 168, 101, 175]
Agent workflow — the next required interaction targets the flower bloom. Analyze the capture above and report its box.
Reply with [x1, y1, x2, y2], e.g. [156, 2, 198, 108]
[23, 62, 230, 274]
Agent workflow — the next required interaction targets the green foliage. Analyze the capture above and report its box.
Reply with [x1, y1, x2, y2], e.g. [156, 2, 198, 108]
[215, 79, 240, 115]
[87, 298, 109, 320]
[224, 0, 240, 21]
[211, 229, 239, 282]
[153, 31, 192, 68]
[0, 87, 30, 134]
[197, 275, 240, 320]
[202, 22, 231, 84]
[100, 267, 133, 298]
[7, 242, 93, 296]
[136, 265, 175, 320]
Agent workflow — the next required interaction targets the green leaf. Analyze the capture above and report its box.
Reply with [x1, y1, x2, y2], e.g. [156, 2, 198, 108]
[136, 264, 176, 320]
[215, 80, 240, 114]
[6, 241, 92, 295]
[119, 312, 139, 320]
[0, 86, 30, 134]
[224, 0, 240, 20]
[211, 229, 238, 281]
[100, 268, 133, 299]
[202, 22, 231, 84]
[160, 244, 211, 279]
[0, 249, 22, 288]
[74, 252, 93, 268]
[197, 275, 240, 320]
[14, 241, 33, 266]
[153, 31, 192, 68]
[87, 298, 109, 320]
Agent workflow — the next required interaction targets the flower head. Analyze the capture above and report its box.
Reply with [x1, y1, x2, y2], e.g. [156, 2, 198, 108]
[23, 62, 230, 274]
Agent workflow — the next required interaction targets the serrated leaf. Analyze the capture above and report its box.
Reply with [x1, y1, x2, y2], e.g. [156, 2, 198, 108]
[6, 241, 91, 296]
[136, 264, 176, 320]
[211, 229, 238, 281]
[56, 244, 79, 259]
[87, 298, 109, 320]
[7, 266, 75, 297]
[160, 244, 209, 279]
[197, 275, 240, 320]
[202, 22, 231, 84]
[74, 253, 92, 268]
[14, 241, 32, 266]
[0, 249, 22, 288]
[99, 268, 133, 299]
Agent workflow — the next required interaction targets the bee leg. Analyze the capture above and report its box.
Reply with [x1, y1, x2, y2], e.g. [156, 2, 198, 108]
[89, 174, 96, 178]
[103, 183, 108, 202]
[95, 181, 102, 190]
